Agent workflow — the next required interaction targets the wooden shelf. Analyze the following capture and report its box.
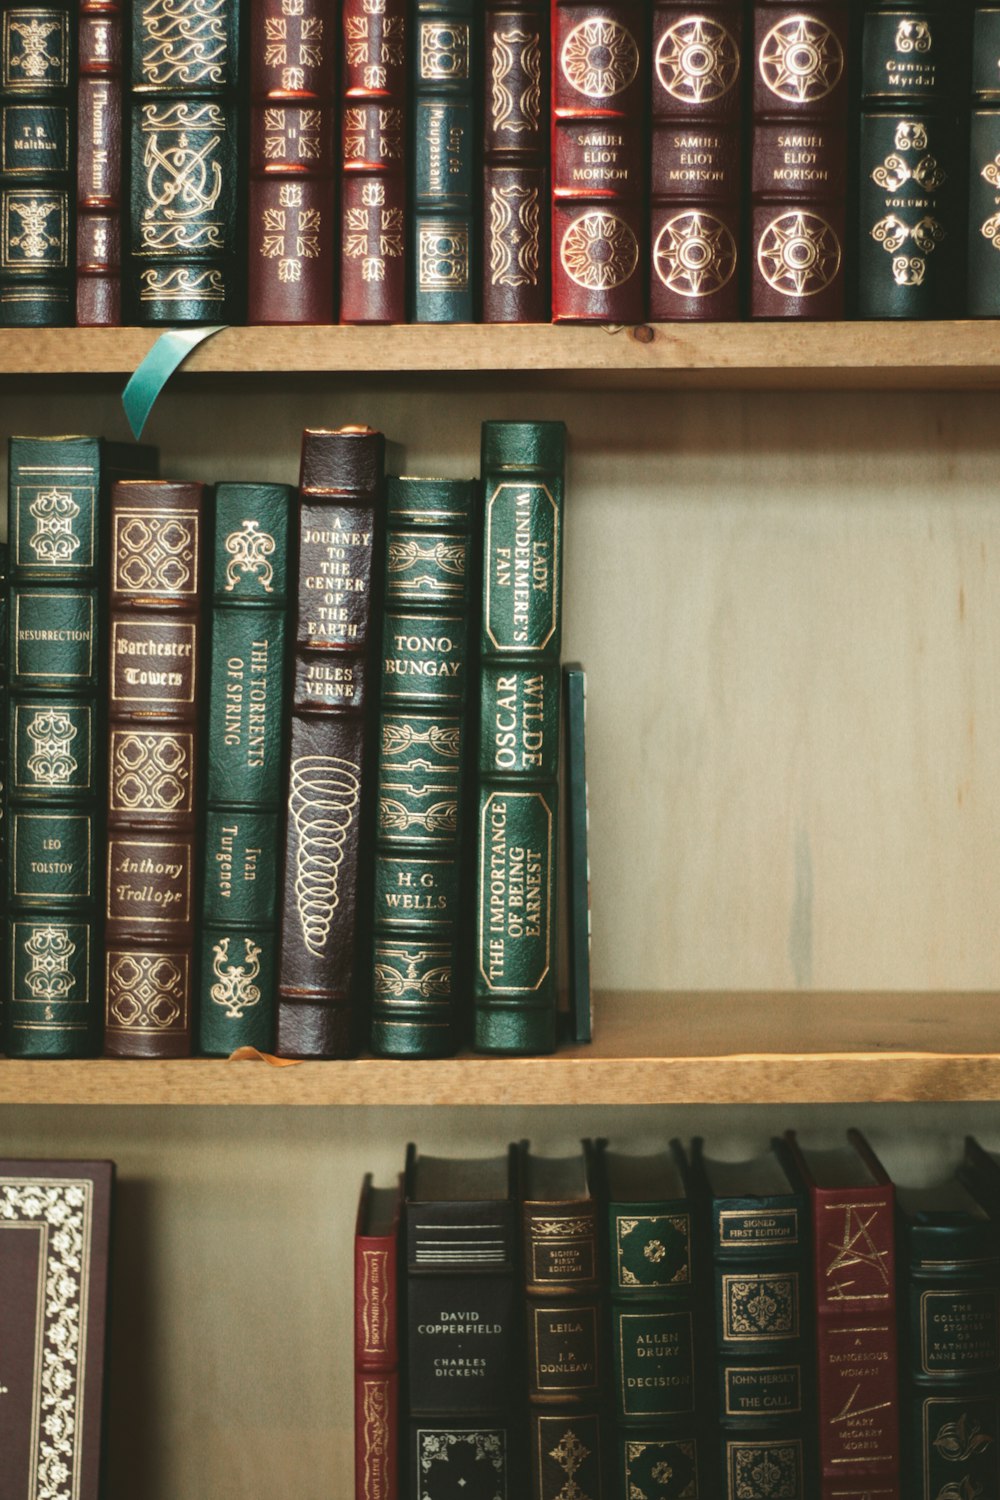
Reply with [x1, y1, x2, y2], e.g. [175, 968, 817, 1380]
[4, 322, 1000, 388]
[2, 992, 1000, 1106]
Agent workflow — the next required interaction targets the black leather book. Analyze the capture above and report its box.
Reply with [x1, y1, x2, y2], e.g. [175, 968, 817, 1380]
[969, 8, 1000, 315]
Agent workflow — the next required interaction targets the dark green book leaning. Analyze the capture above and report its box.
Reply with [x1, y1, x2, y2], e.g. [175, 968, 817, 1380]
[412, 0, 476, 322]
[199, 483, 292, 1055]
[474, 420, 565, 1055]
[370, 476, 475, 1058]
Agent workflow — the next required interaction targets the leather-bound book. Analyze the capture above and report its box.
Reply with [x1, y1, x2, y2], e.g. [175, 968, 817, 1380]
[5, 438, 158, 1059]
[247, 0, 336, 326]
[596, 1140, 705, 1500]
[76, 0, 122, 324]
[483, 2, 549, 322]
[896, 1164, 1000, 1500]
[129, 0, 242, 324]
[370, 477, 475, 1059]
[405, 1144, 521, 1499]
[551, 0, 646, 323]
[276, 426, 385, 1059]
[355, 1172, 402, 1500]
[749, 2, 851, 320]
[969, 9, 1000, 316]
[0, 0, 74, 326]
[858, 5, 960, 318]
[474, 421, 565, 1056]
[340, 0, 406, 323]
[520, 1143, 606, 1500]
[783, 1129, 900, 1500]
[104, 480, 205, 1059]
[689, 1137, 812, 1500]
[199, 483, 292, 1056]
[0, 1159, 113, 1499]
[0, 540, 7, 1033]
[412, 0, 476, 322]
[650, 0, 743, 321]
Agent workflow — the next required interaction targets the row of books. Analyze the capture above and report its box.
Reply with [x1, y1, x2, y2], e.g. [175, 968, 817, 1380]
[6, 0, 1000, 329]
[356, 1133, 1000, 1500]
[0, 417, 588, 1061]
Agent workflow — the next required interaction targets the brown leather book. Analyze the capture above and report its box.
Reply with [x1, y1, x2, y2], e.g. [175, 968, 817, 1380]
[483, 2, 550, 322]
[247, 0, 337, 326]
[76, 0, 122, 324]
[104, 481, 205, 1058]
[276, 427, 385, 1059]
[340, 0, 406, 323]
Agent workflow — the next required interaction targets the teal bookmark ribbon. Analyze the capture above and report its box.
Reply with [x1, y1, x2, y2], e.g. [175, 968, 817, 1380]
[122, 325, 227, 439]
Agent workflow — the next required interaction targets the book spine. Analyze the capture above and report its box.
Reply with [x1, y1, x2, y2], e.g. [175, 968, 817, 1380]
[563, 664, 591, 1043]
[104, 480, 204, 1058]
[369, 477, 475, 1059]
[276, 426, 385, 1059]
[0, 541, 6, 1033]
[76, 0, 121, 324]
[412, 0, 476, 322]
[858, 5, 959, 319]
[483, 2, 549, 322]
[247, 0, 336, 325]
[0, 0, 74, 326]
[650, 1, 743, 321]
[551, 0, 646, 323]
[473, 420, 565, 1056]
[355, 1192, 401, 1500]
[129, 0, 242, 324]
[198, 483, 292, 1055]
[749, 2, 851, 320]
[969, 9, 1000, 316]
[341, 0, 406, 323]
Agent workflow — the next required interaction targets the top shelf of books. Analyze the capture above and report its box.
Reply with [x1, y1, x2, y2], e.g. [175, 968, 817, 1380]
[5, 324, 1000, 391]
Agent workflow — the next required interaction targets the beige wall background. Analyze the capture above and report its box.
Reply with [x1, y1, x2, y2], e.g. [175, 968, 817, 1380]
[3, 378, 1000, 1497]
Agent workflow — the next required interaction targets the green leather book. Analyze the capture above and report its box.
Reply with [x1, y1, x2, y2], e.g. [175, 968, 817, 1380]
[5, 436, 158, 1058]
[412, 0, 476, 322]
[474, 420, 565, 1055]
[198, 483, 293, 1055]
[370, 476, 476, 1059]
[969, 10, 1000, 316]
[564, 663, 591, 1045]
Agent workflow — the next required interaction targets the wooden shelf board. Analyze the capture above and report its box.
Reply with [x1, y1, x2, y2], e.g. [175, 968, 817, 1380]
[3, 323, 1000, 388]
[2, 992, 1000, 1106]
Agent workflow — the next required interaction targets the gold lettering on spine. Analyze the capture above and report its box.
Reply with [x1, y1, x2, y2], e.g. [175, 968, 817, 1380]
[362, 1247, 390, 1354]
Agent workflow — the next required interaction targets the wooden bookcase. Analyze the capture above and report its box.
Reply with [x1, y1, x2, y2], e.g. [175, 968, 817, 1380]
[2, 322, 1000, 1498]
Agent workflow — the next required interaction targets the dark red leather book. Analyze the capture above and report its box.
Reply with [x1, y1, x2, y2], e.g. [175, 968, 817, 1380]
[276, 426, 385, 1059]
[650, 2, 743, 321]
[749, 3, 852, 320]
[483, 3, 549, 322]
[247, 0, 336, 326]
[340, 0, 406, 323]
[784, 1129, 900, 1500]
[104, 481, 205, 1059]
[76, 0, 122, 324]
[355, 1173, 402, 1500]
[551, 1, 647, 323]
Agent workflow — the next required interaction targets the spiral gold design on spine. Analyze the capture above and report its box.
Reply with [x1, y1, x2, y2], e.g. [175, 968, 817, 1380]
[288, 754, 361, 957]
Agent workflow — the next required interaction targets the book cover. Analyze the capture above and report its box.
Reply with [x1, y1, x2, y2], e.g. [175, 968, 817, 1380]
[276, 425, 385, 1059]
[370, 476, 476, 1059]
[473, 420, 565, 1056]
[76, 0, 122, 324]
[341, 0, 406, 322]
[563, 662, 590, 1045]
[355, 1172, 402, 1500]
[551, 0, 646, 323]
[969, 8, 1000, 316]
[650, 0, 743, 322]
[0, 1159, 114, 1500]
[104, 479, 205, 1059]
[412, 0, 476, 323]
[5, 437, 158, 1059]
[0, 0, 74, 326]
[199, 482, 292, 1056]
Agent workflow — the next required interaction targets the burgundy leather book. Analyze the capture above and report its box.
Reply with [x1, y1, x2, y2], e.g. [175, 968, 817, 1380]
[551, 0, 647, 323]
[104, 481, 205, 1059]
[749, 2, 852, 320]
[483, 3, 549, 322]
[276, 427, 385, 1059]
[650, 1, 743, 321]
[340, 0, 406, 323]
[784, 1129, 901, 1500]
[76, 0, 122, 324]
[0, 1159, 113, 1499]
[355, 1173, 402, 1500]
[247, 0, 337, 326]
